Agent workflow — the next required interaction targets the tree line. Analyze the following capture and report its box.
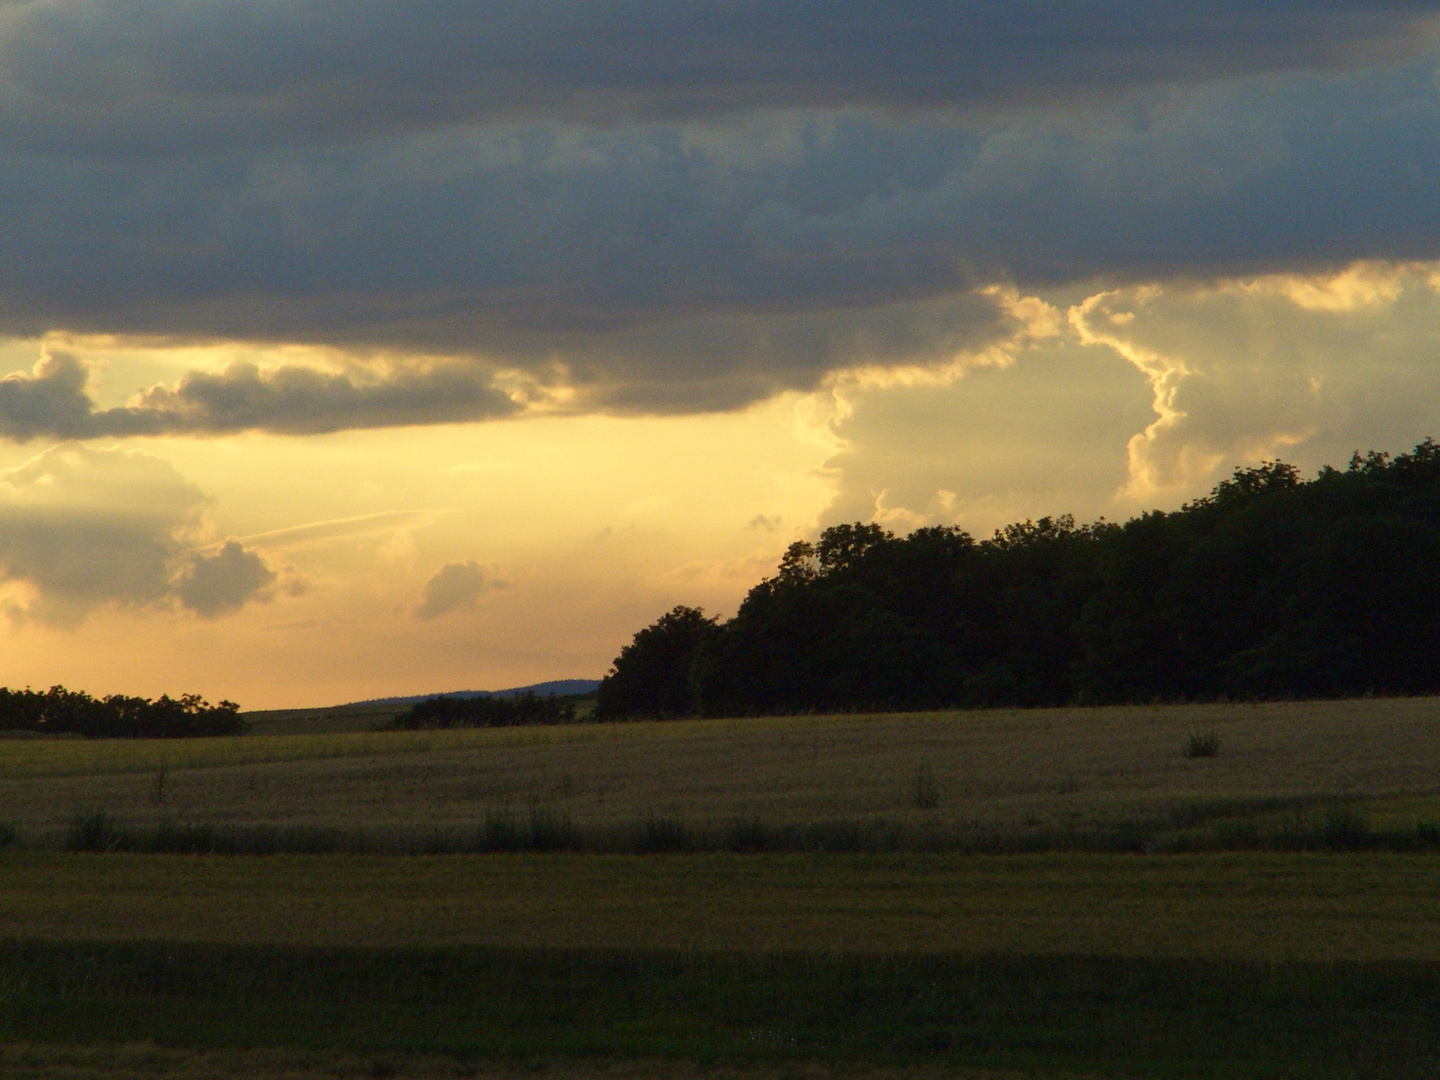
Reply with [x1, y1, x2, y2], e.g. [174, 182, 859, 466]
[387, 691, 578, 729]
[0, 686, 245, 738]
[596, 440, 1440, 718]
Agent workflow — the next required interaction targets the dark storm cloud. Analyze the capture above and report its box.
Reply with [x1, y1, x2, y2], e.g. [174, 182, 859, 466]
[548, 292, 1015, 412]
[745, 65, 1440, 287]
[1, 0, 1432, 153]
[0, 351, 518, 441]
[5, 68, 1440, 340]
[2, 4, 1440, 424]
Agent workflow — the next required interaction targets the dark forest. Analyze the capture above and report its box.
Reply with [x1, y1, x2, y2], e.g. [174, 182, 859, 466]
[596, 441, 1440, 718]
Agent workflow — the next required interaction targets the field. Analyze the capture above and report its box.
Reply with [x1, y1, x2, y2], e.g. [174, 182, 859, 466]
[4, 698, 1440, 1077]
[2, 697, 1440, 849]
[3, 849, 1440, 957]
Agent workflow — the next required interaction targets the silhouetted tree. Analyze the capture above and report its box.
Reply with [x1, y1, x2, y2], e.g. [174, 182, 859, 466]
[0, 686, 245, 737]
[593, 606, 721, 719]
[600, 440, 1440, 716]
[389, 691, 575, 728]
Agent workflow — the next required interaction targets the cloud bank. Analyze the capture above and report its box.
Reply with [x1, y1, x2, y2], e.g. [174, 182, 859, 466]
[0, 350, 517, 440]
[2, 0, 1430, 151]
[1, 3, 1439, 424]
[2, 70, 1439, 325]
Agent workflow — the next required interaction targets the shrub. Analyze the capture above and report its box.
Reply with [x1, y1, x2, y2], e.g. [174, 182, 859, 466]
[1320, 803, 1373, 850]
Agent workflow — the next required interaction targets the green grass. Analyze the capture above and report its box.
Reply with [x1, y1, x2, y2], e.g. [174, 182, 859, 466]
[238, 701, 408, 735]
[2, 851, 1440, 959]
[0, 1043, 913, 1080]
[0, 942, 1438, 1078]
[0, 850, 1438, 1075]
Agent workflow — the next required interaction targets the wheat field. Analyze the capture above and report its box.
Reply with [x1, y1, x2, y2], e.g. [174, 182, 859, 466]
[2, 697, 1439, 842]
[6, 700, 1440, 1077]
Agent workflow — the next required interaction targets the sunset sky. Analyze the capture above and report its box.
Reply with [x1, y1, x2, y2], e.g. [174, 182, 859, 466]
[6, 1, 1440, 707]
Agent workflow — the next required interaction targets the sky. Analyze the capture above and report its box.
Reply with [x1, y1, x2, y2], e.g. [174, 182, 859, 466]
[6, 1, 1440, 707]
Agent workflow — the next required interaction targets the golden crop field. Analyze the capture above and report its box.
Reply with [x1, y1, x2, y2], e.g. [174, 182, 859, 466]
[6, 701, 1440, 1079]
[1, 696, 1439, 843]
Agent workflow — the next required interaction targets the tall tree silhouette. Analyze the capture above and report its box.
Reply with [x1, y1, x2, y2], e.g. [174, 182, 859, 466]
[600, 440, 1440, 717]
[593, 606, 720, 719]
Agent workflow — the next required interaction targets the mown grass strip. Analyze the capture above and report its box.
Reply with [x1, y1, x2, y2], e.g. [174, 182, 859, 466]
[4, 851, 1440, 960]
[0, 943, 1438, 1079]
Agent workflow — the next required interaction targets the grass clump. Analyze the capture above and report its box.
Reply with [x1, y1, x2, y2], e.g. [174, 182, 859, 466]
[33, 790, 1440, 856]
[1184, 731, 1222, 758]
[631, 813, 692, 853]
[912, 762, 938, 809]
[65, 810, 135, 853]
[478, 806, 581, 853]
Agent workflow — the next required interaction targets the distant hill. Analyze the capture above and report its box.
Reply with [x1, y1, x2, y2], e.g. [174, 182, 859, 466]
[347, 679, 600, 708]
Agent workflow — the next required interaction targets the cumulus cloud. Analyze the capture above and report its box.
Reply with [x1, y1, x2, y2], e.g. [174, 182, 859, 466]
[1064, 265, 1440, 502]
[415, 560, 500, 620]
[0, 350, 517, 440]
[820, 325, 1154, 536]
[177, 540, 278, 618]
[820, 262, 1440, 538]
[123, 358, 519, 435]
[0, 349, 96, 440]
[0, 444, 275, 624]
